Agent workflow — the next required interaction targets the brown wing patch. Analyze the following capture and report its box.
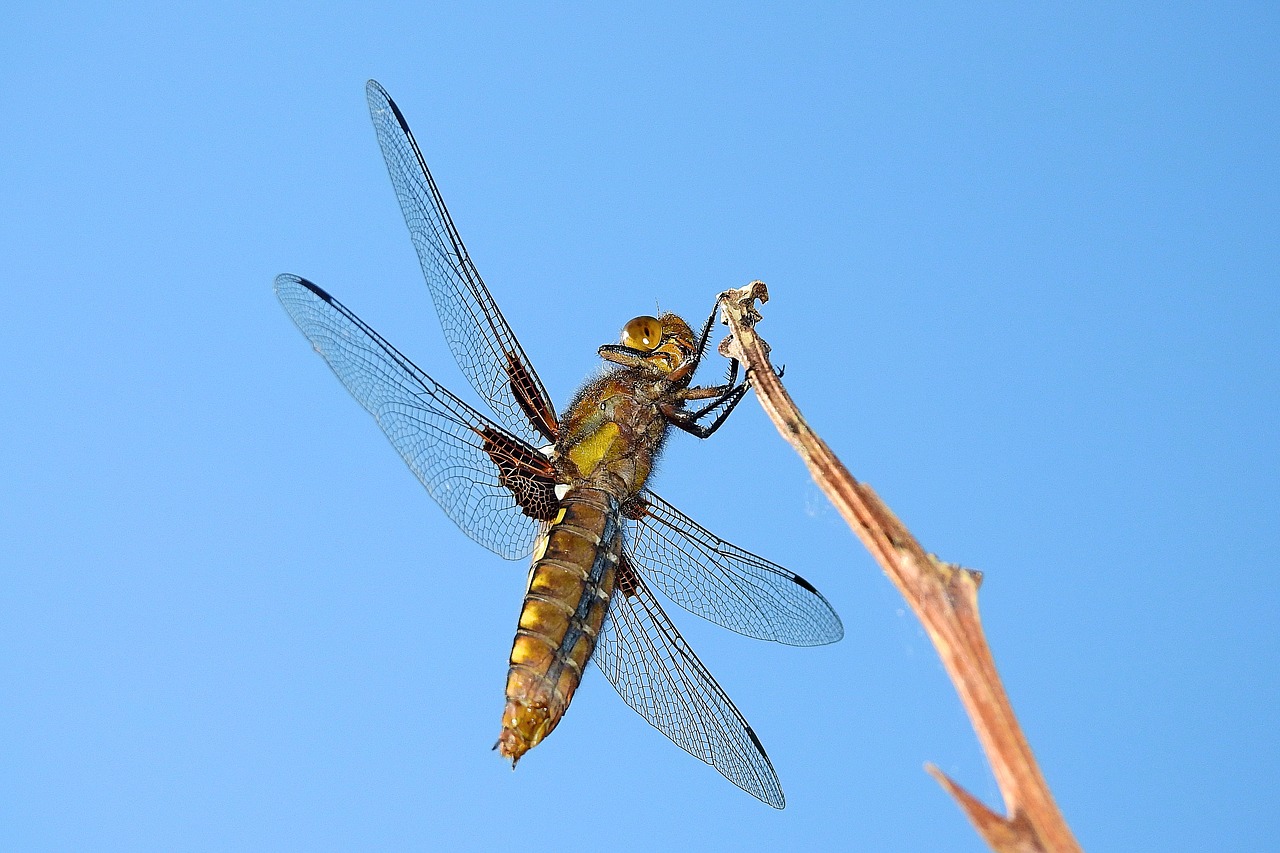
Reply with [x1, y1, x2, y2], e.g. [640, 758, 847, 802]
[506, 351, 559, 442]
[616, 554, 639, 598]
[476, 426, 562, 521]
[621, 495, 650, 521]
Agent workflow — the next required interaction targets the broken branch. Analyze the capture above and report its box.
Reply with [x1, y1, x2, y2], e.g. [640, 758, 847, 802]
[718, 281, 1081, 853]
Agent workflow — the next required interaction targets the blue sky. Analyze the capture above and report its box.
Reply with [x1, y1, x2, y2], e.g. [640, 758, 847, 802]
[3, 3, 1277, 850]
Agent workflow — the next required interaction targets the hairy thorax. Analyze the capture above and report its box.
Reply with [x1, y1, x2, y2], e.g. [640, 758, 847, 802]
[553, 368, 673, 498]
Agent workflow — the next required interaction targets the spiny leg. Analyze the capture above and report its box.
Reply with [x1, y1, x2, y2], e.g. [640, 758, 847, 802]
[662, 381, 750, 439]
[681, 358, 743, 420]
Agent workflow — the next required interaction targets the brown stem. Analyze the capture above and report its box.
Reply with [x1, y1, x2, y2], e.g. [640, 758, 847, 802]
[718, 281, 1081, 853]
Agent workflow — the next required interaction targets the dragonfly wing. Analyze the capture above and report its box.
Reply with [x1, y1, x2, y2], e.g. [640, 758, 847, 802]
[594, 558, 785, 809]
[365, 80, 558, 445]
[276, 274, 558, 559]
[627, 490, 843, 646]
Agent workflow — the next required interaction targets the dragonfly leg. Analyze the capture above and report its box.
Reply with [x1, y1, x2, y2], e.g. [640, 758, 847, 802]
[680, 358, 742, 416]
[662, 381, 750, 439]
[661, 299, 724, 384]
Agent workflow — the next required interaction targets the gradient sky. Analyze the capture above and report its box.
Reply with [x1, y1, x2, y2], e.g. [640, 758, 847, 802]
[3, 3, 1277, 851]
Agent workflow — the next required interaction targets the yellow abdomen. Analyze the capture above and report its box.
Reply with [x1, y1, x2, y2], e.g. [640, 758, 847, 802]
[496, 487, 621, 763]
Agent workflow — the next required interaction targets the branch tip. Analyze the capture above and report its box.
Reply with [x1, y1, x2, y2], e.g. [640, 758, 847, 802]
[715, 281, 1079, 853]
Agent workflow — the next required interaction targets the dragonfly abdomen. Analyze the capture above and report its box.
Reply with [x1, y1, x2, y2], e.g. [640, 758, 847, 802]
[497, 487, 622, 764]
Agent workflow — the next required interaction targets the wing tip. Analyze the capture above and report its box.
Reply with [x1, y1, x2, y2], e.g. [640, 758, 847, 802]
[789, 571, 845, 646]
[811, 608, 845, 646]
[274, 273, 334, 305]
[791, 572, 819, 594]
[741, 723, 786, 809]
[365, 78, 410, 131]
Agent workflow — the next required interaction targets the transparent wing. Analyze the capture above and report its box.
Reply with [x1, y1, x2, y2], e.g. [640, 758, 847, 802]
[366, 80, 558, 445]
[275, 274, 558, 559]
[628, 491, 843, 646]
[594, 559, 786, 809]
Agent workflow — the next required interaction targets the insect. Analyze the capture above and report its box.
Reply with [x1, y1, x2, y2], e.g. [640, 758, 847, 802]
[275, 80, 842, 808]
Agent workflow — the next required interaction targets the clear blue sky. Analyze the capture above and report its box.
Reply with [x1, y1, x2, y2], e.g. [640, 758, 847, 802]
[3, 3, 1276, 851]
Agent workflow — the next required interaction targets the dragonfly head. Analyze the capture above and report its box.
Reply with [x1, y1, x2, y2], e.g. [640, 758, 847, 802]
[617, 313, 696, 377]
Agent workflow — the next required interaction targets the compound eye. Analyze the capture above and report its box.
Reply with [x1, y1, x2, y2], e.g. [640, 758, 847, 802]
[620, 315, 662, 351]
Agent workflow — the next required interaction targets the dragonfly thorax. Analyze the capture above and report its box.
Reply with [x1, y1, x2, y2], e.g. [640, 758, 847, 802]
[555, 371, 671, 497]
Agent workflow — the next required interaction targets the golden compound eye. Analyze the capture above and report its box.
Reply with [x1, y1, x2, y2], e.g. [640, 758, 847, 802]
[620, 315, 663, 351]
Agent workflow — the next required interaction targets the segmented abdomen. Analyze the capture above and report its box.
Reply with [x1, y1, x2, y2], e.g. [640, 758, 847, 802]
[496, 487, 621, 762]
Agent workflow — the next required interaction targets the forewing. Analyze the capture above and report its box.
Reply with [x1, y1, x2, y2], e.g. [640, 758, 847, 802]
[365, 80, 558, 445]
[275, 274, 558, 559]
[627, 491, 843, 646]
[594, 559, 785, 809]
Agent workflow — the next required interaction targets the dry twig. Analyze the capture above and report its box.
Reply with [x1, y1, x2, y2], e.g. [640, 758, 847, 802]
[717, 281, 1081, 853]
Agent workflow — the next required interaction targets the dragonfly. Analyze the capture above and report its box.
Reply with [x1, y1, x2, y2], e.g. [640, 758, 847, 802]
[275, 80, 842, 808]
